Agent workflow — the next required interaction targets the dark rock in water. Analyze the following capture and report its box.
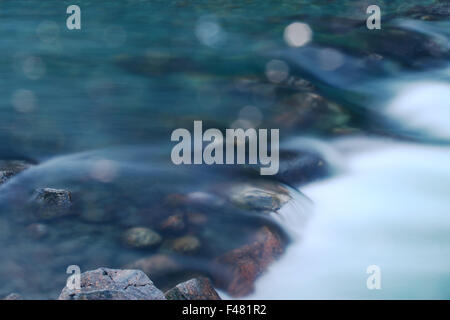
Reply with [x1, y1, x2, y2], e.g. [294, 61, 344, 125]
[123, 227, 162, 249]
[165, 277, 221, 300]
[58, 268, 166, 300]
[215, 226, 284, 297]
[169, 235, 201, 253]
[31, 188, 73, 220]
[125, 254, 181, 278]
[276, 149, 330, 186]
[0, 160, 34, 185]
[228, 183, 291, 213]
[3, 293, 23, 300]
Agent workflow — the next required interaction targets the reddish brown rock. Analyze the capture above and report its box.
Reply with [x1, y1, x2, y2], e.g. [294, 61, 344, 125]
[165, 277, 221, 300]
[160, 214, 185, 233]
[215, 226, 284, 297]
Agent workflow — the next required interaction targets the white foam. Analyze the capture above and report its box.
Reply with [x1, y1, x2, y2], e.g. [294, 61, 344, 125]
[249, 139, 450, 299]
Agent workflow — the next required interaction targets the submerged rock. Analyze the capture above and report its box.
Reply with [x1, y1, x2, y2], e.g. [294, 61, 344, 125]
[31, 188, 72, 220]
[160, 214, 185, 233]
[125, 254, 181, 278]
[274, 92, 350, 134]
[123, 227, 162, 249]
[26, 223, 49, 240]
[170, 235, 201, 253]
[276, 149, 330, 185]
[59, 268, 166, 300]
[165, 277, 221, 300]
[215, 226, 284, 296]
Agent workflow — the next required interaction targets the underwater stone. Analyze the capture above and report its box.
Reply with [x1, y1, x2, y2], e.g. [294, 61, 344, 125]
[31, 188, 73, 220]
[160, 214, 185, 233]
[276, 149, 330, 186]
[165, 277, 221, 300]
[215, 226, 284, 297]
[123, 227, 162, 248]
[170, 235, 201, 253]
[125, 254, 180, 278]
[58, 267, 166, 300]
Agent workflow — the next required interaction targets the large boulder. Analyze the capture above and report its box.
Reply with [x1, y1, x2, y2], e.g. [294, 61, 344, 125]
[59, 267, 166, 300]
[165, 277, 221, 300]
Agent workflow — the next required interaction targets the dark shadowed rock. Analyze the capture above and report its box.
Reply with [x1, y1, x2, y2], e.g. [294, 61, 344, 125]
[26, 223, 49, 240]
[215, 226, 284, 297]
[276, 149, 330, 185]
[31, 188, 72, 220]
[165, 277, 221, 300]
[59, 267, 166, 300]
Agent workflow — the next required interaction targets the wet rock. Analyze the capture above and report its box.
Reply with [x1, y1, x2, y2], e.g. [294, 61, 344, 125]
[125, 254, 181, 278]
[59, 267, 166, 300]
[160, 214, 185, 233]
[123, 227, 162, 248]
[3, 293, 23, 300]
[26, 223, 48, 240]
[215, 226, 284, 297]
[165, 277, 221, 300]
[229, 183, 291, 212]
[31, 188, 72, 220]
[276, 149, 330, 185]
[0, 160, 34, 185]
[170, 235, 201, 253]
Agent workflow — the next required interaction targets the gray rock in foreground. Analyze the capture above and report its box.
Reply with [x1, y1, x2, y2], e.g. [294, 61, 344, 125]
[59, 268, 166, 300]
[165, 277, 221, 300]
